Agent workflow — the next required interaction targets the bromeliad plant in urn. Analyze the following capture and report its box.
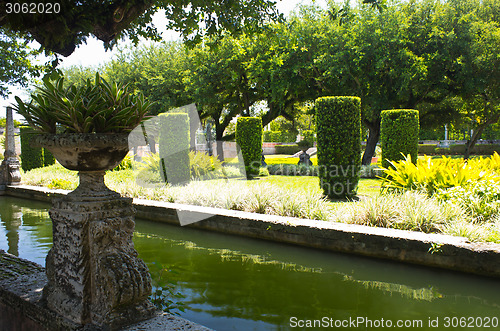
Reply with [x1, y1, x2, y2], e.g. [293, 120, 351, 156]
[14, 73, 156, 329]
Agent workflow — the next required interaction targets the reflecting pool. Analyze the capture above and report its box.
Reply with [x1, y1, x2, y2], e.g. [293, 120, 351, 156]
[1, 196, 499, 330]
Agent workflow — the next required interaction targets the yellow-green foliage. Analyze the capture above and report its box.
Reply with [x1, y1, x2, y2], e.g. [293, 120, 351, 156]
[135, 151, 240, 184]
[381, 153, 500, 195]
[188, 151, 223, 180]
[480, 151, 500, 173]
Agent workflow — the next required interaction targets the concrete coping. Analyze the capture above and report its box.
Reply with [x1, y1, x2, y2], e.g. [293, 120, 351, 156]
[4, 184, 500, 279]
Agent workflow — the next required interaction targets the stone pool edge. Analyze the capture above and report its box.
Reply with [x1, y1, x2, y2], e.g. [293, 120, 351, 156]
[6, 184, 500, 279]
[0, 250, 213, 331]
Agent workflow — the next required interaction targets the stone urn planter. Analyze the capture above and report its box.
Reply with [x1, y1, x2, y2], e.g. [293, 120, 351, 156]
[33, 133, 155, 329]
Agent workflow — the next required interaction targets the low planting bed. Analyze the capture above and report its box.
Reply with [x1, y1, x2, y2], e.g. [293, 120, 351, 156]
[20, 153, 500, 245]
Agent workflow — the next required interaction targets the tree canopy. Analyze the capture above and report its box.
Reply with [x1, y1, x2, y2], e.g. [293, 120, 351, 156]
[0, 0, 283, 56]
[11, 0, 498, 160]
[0, 27, 45, 97]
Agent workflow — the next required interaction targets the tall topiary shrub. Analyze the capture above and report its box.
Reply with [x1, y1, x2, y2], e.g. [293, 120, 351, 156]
[316, 96, 361, 199]
[158, 113, 190, 185]
[43, 148, 55, 166]
[20, 126, 43, 171]
[380, 109, 419, 168]
[236, 117, 262, 178]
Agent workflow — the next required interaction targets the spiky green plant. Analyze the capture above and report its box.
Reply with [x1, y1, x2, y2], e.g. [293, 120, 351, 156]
[14, 73, 152, 133]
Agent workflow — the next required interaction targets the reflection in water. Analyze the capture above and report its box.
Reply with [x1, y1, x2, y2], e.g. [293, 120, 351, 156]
[134, 220, 500, 330]
[1, 203, 22, 256]
[0, 197, 53, 266]
[1, 196, 500, 331]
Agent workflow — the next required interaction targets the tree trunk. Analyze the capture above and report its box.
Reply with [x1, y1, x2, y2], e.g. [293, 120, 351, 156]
[216, 140, 224, 162]
[464, 129, 482, 160]
[463, 115, 500, 159]
[361, 122, 380, 165]
[215, 122, 225, 162]
[148, 135, 156, 154]
[206, 122, 213, 156]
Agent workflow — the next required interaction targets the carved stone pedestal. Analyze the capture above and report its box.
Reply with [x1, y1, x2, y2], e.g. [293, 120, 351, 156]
[43, 172, 155, 329]
[0, 107, 21, 190]
[31, 133, 156, 329]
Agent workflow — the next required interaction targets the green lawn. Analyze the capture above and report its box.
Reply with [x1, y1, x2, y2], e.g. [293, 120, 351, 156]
[263, 154, 318, 166]
[424, 154, 490, 160]
[251, 175, 381, 198]
[225, 154, 319, 165]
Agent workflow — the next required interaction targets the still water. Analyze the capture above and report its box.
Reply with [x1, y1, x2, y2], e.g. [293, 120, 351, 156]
[0, 196, 499, 330]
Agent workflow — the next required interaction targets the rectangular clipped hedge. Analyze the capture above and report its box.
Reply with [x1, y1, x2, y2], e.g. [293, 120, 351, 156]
[418, 144, 500, 156]
[418, 144, 437, 155]
[263, 130, 297, 143]
[449, 144, 500, 155]
[20, 126, 43, 171]
[316, 96, 361, 199]
[236, 117, 262, 178]
[275, 144, 301, 155]
[158, 113, 190, 185]
[43, 149, 55, 166]
[380, 109, 419, 168]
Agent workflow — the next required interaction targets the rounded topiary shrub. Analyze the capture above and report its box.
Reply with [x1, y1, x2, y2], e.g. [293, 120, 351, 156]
[316, 96, 361, 199]
[236, 117, 262, 178]
[158, 113, 190, 185]
[380, 109, 419, 168]
[20, 126, 43, 171]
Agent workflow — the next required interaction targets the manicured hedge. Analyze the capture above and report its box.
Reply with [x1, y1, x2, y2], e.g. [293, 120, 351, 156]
[446, 144, 500, 155]
[43, 149, 55, 166]
[263, 130, 296, 143]
[275, 144, 301, 155]
[236, 117, 262, 178]
[19, 126, 43, 171]
[316, 96, 361, 199]
[158, 113, 190, 185]
[267, 164, 318, 176]
[418, 144, 437, 155]
[381, 109, 419, 168]
[468, 144, 500, 155]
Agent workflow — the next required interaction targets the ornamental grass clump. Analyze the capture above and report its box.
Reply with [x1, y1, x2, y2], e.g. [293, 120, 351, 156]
[14, 73, 152, 133]
[335, 191, 466, 233]
[439, 219, 500, 243]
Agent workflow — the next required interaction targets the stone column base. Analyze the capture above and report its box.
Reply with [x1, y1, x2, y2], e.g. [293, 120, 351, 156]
[43, 191, 155, 329]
